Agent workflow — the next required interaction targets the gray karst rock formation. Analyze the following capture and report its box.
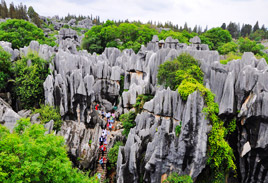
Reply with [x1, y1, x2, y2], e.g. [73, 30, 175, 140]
[1, 33, 268, 183]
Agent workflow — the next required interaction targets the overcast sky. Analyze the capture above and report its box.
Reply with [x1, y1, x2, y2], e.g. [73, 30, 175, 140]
[5, 0, 268, 29]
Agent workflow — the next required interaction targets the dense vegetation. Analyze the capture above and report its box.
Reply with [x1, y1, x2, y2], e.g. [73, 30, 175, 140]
[0, 19, 56, 48]
[33, 104, 63, 132]
[163, 173, 193, 183]
[107, 141, 124, 170]
[157, 53, 203, 90]
[200, 27, 232, 50]
[14, 52, 50, 109]
[157, 54, 236, 182]
[0, 46, 12, 92]
[82, 20, 158, 53]
[0, 118, 96, 183]
[119, 111, 137, 137]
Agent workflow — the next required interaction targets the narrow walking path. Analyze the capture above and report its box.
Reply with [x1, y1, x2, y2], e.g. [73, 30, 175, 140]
[96, 110, 121, 182]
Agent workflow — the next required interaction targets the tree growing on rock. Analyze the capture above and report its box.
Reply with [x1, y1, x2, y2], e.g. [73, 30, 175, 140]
[14, 52, 50, 109]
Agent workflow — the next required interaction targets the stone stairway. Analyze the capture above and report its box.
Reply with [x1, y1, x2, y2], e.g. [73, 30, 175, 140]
[96, 112, 120, 182]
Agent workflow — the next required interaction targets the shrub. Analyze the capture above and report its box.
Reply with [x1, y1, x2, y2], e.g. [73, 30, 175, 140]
[119, 111, 136, 137]
[0, 46, 12, 91]
[133, 94, 154, 114]
[14, 52, 50, 109]
[33, 104, 62, 132]
[107, 141, 124, 169]
[220, 52, 242, 65]
[238, 37, 264, 55]
[218, 42, 238, 55]
[0, 119, 93, 182]
[163, 173, 193, 183]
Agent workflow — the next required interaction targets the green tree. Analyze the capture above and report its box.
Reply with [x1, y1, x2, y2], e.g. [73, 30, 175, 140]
[0, 118, 94, 183]
[33, 104, 63, 132]
[120, 111, 136, 137]
[14, 52, 50, 109]
[238, 37, 264, 55]
[0, 19, 53, 49]
[82, 20, 158, 54]
[0, 46, 12, 91]
[157, 53, 203, 90]
[218, 41, 238, 55]
[201, 27, 232, 51]
[253, 21, 260, 32]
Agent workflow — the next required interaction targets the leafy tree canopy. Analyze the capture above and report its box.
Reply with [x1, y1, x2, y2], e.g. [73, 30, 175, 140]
[14, 52, 50, 109]
[157, 53, 203, 90]
[0, 19, 55, 49]
[0, 118, 94, 183]
[200, 27, 232, 51]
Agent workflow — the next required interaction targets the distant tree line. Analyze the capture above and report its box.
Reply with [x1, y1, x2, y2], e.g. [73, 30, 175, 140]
[0, 0, 27, 20]
[221, 21, 268, 41]
[63, 13, 101, 25]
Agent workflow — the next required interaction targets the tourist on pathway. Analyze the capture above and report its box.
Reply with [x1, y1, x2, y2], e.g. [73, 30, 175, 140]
[95, 104, 99, 111]
[100, 145, 106, 156]
[99, 135, 104, 146]
[99, 157, 106, 169]
[109, 122, 113, 131]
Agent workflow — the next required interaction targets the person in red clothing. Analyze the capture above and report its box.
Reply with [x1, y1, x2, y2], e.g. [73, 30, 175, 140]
[99, 157, 107, 169]
[100, 145, 106, 156]
[95, 104, 99, 110]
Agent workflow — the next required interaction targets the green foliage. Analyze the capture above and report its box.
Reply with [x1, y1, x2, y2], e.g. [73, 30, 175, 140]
[157, 53, 203, 90]
[202, 90, 236, 182]
[119, 75, 125, 96]
[133, 94, 154, 114]
[33, 104, 62, 132]
[0, 46, 12, 91]
[107, 141, 124, 169]
[163, 173, 193, 183]
[158, 30, 193, 44]
[120, 111, 137, 137]
[218, 42, 238, 55]
[178, 78, 207, 100]
[220, 52, 242, 65]
[0, 19, 53, 49]
[175, 121, 182, 137]
[238, 37, 264, 55]
[82, 20, 158, 53]
[201, 27, 232, 51]
[14, 52, 50, 109]
[227, 119, 236, 134]
[0, 119, 94, 183]
[14, 117, 31, 134]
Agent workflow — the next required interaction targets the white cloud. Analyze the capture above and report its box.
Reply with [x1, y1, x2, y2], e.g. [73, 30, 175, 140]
[4, 0, 268, 29]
